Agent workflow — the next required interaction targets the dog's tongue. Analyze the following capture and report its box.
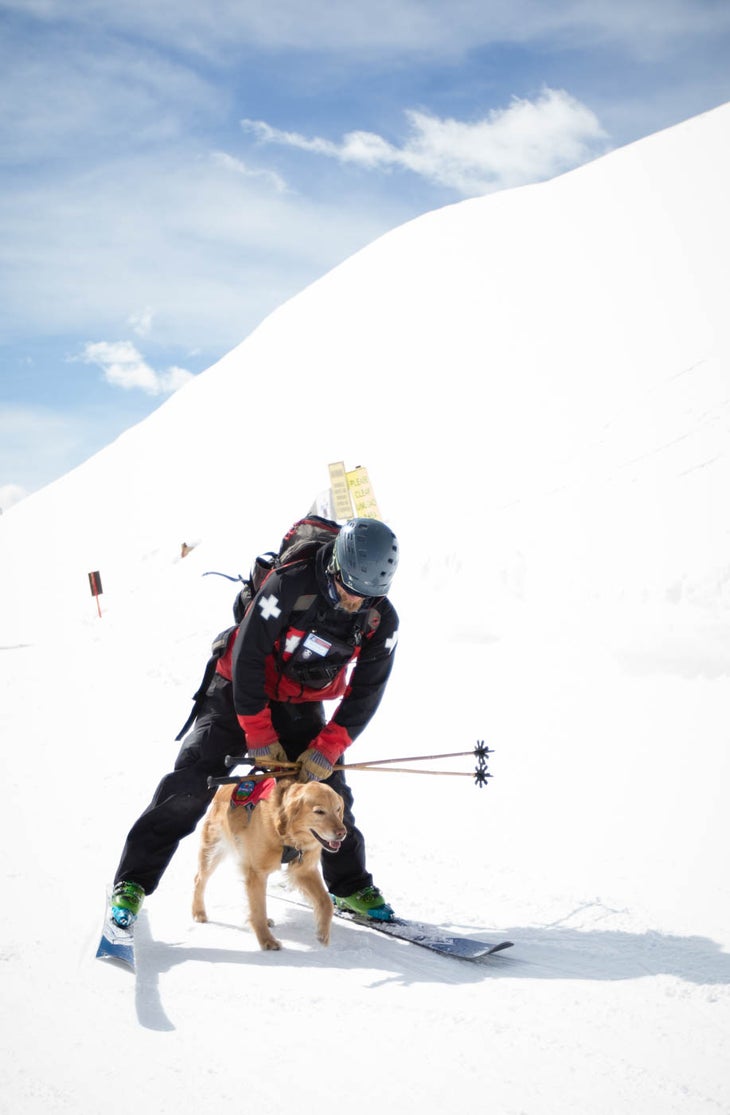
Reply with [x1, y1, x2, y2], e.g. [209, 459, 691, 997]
[310, 828, 344, 853]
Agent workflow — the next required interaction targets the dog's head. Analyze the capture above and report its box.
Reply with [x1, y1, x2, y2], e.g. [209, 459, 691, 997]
[278, 781, 347, 853]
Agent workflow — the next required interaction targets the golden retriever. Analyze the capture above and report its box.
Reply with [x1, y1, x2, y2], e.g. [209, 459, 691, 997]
[192, 778, 346, 950]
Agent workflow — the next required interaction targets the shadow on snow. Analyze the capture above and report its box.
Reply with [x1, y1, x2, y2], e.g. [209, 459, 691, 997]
[128, 906, 730, 1032]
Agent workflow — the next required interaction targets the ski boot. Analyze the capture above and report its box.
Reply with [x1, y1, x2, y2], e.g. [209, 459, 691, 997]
[110, 881, 145, 928]
[333, 886, 395, 921]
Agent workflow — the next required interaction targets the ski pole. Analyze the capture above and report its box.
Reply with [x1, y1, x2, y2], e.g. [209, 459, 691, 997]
[335, 748, 492, 767]
[221, 741, 493, 787]
[208, 773, 282, 789]
[209, 766, 483, 790]
[225, 754, 299, 769]
[224, 743, 492, 770]
[336, 764, 480, 777]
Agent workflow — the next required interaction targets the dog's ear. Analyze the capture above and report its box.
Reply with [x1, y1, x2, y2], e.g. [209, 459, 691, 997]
[324, 786, 345, 819]
[276, 782, 306, 839]
[272, 779, 297, 838]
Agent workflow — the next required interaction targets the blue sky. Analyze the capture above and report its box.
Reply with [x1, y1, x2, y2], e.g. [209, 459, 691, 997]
[2, 0, 730, 508]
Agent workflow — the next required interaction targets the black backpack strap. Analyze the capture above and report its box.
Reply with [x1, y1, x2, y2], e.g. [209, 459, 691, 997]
[174, 625, 236, 741]
[174, 660, 217, 741]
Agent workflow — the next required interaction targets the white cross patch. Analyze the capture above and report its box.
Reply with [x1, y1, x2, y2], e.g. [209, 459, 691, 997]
[385, 631, 399, 653]
[258, 594, 282, 621]
[284, 633, 302, 654]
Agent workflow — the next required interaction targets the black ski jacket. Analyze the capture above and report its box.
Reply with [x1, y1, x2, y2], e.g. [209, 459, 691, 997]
[217, 545, 399, 762]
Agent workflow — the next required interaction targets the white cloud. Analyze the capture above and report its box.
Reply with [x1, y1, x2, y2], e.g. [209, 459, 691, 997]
[81, 340, 195, 396]
[243, 89, 609, 196]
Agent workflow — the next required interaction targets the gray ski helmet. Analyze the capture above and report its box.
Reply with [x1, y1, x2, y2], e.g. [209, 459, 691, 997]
[333, 518, 399, 597]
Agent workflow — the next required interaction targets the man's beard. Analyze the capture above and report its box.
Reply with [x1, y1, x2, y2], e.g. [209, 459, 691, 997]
[335, 594, 365, 614]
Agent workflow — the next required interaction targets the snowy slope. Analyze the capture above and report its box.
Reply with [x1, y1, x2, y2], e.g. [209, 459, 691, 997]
[0, 104, 729, 1115]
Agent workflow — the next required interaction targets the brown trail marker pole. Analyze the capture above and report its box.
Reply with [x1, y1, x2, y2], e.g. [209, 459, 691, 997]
[88, 570, 103, 618]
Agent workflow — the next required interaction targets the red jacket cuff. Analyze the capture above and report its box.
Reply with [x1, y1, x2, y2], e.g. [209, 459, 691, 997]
[238, 708, 277, 748]
[311, 722, 352, 764]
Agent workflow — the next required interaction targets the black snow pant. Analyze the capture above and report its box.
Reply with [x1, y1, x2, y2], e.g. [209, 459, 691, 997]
[113, 672, 373, 898]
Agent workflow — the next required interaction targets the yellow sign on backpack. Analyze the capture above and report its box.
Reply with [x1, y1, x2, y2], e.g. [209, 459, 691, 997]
[327, 462, 381, 521]
[346, 466, 381, 520]
[327, 461, 354, 521]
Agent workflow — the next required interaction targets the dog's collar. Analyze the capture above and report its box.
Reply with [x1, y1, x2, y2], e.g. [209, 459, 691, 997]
[281, 845, 303, 865]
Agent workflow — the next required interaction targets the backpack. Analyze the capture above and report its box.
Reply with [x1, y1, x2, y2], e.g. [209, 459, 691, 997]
[175, 516, 341, 740]
[229, 514, 341, 624]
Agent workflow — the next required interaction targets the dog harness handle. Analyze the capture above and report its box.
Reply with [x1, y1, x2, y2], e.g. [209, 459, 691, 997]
[229, 777, 276, 809]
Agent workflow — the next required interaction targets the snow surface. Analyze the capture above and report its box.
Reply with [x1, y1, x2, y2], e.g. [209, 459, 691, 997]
[1, 103, 729, 1114]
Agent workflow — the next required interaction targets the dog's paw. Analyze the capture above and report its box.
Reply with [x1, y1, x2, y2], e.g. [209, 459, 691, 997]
[317, 930, 331, 947]
[192, 908, 208, 923]
[260, 936, 282, 951]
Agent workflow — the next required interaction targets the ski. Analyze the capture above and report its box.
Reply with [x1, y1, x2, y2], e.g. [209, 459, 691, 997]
[334, 908, 513, 960]
[96, 894, 136, 971]
[269, 890, 512, 959]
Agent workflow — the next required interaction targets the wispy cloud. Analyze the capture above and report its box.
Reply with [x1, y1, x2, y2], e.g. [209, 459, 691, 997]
[128, 308, 154, 338]
[0, 145, 402, 357]
[80, 341, 194, 396]
[243, 90, 609, 196]
[211, 151, 288, 194]
[5, 0, 726, 59]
